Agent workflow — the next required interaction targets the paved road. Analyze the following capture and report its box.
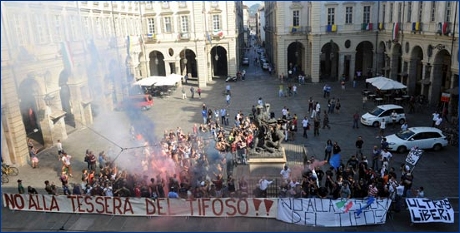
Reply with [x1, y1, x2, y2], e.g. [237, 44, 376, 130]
[1, 44, 458, 231]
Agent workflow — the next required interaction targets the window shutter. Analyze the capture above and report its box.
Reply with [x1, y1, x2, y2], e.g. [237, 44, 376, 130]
[187, 15, 191, 33]
[219, 14, 222, 30]
[160, 17, 164, 34]
[177, 15, 181, 33]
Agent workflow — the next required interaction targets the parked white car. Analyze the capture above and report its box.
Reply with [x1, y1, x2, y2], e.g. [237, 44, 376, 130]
[262, 62, 269, 70]
[361, 104, 406, 127]
[385, 127, 448, 153]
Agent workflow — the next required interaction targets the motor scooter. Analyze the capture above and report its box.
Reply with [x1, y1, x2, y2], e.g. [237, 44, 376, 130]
[225, 76, 237, 82]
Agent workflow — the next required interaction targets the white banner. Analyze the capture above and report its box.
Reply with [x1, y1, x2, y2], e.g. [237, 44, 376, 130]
[2, 193, 277, 218]
[406, 198, 454, 223]
[405, 148, 423, 172]
[276, 197, 392, 227]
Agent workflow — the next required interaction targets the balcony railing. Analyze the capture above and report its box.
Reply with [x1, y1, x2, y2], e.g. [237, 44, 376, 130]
[289, 26, 310, 34]
[178, 32, 190, 40]
[144, 34, 157, 43]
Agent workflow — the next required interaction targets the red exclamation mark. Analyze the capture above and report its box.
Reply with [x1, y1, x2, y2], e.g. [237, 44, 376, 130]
[252, 199, 262, 216]
[263, 199, 274, 216]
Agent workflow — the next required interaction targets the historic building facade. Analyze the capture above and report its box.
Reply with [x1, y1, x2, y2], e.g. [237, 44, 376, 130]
[140, 1, 243, 86]
[264, 1, 458, 115]
[1, 1, 244, 166]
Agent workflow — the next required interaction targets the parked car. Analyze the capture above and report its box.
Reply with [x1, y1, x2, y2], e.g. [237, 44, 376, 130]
[115, 95, 153, 111]
[242, 57, 249, 66]
[262, 62, 269, 70]
[361, 104, 406, 127]
[385, 127, 448, 153]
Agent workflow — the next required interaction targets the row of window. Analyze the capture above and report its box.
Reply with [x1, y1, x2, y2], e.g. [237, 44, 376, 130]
[146, 15, 222, 35]
[320, 2, 452, 26]
[10, 12, 141, 46]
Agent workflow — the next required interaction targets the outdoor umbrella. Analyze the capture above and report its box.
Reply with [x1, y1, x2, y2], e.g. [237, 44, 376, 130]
[371, 78, 407, 90]
[365, 76, 387, 84]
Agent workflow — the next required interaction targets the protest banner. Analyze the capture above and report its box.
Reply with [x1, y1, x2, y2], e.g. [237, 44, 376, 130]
[2, 193, 277, 217]
[405, 198, 454, 223]
[405, 147, 423, 173]
[276, 197, 391, 227]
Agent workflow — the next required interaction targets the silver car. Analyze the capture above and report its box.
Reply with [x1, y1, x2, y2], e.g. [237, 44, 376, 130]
[386, 127, 448, 153]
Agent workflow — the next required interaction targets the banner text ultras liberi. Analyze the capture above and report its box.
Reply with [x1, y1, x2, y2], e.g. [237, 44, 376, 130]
[276, 198, 392, 227]
[2, 193, 277, 217]
[405, 198, 454, 223]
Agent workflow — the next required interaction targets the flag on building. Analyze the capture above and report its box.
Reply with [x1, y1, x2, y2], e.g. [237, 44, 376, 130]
[392, 22, 399, 42]
[60, 41, 74, 72]
[206, 32, 212, 43]
[212, 29, 224, 38]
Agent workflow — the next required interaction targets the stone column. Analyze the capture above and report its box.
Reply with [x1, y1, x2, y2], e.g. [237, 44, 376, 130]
[429, 63, 443, 104]
[1, 69, 29, 166]
[407, 58, 418, 96]
[421, 62, 430, 96]
[310, 39, 321, 82]
[338, 52, 345, 79]
[390, 53, 399, 80]
[349, 54, 356, 81]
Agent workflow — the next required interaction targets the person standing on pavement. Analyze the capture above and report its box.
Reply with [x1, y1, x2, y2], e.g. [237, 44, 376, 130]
[324, 139, 333, 162]
[88, 151, 97, 172]
[302, 116, 309, 138]
[280, 165, 292, 182]
[432, 111, 440, 127]
[56, 139, 63, 161]
[391, 110, 398, 128]
[313, 116, 320, 136]
[17, 179, 25, 194]
[202, 106, 208, 125]
[377, 119, 386, 138]
[292, 84, 297, 96]
[181, 87, 187, 99]
[226, 93, 231, 106]
[308, 97, 314, 113]
[371, 145, 381, 171]
[258, 176, 273, 198]
[355, 136, 364, 156]
[322, 111, 331, 129]
[401, 121, 408, 131]
[190, 86, 195, 99]
[352, 111, 360, 129]
[197, 87, 202, 99]
[61, 152, 73, 177]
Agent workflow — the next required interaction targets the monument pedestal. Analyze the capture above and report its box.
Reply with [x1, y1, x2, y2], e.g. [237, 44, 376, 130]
[247, 147, 287, 176]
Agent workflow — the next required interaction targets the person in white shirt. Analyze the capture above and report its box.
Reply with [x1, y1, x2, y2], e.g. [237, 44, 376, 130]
[401, 122, 408, 131]
[258, 176, 273, 198]
[391, 110, 398, 128]
[302, 117, 309, 138]
[280, 165, 291, 181]
[257, 97, 263, 107]
[377, 119, 386, 138]
[435, 117, 443, 128]
[56, 140, 63, 161]
[281, 106, 288, 119]
[432, 111, 439, 127]
[380, 148, 392, 168]
[61, 152, 73, 177]
[292, 84, 297, 96]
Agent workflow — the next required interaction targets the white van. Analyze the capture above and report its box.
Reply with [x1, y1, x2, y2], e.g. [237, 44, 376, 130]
[360, 104, 406, 127]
